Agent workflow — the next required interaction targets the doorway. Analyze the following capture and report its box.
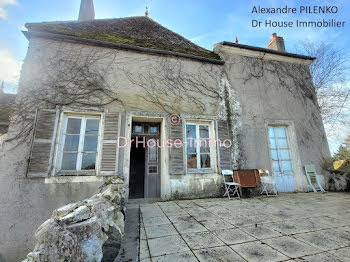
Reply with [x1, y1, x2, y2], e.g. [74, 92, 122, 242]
[128, 121, 161, 199]
[129, 141, 145, 199]
[268, 126, 296, 192]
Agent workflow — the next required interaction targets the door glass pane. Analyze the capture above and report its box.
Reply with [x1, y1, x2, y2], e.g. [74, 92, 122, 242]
[149, 147, 158, 162]
[275, 127, 287, 138]
[63, 135, 80, 151]
[277, 138, 288, 148]
[134, 124, 143, 133]
[271, 149, 278, 160]
[273, 161, 281, 172]
[61, 153, 78, 170]
[199, 125, 209, 138]
[85, 119, 100, 135]
[149, 166, 157, 173]
[270, 138, 277, 149]
[281, 161, 292, 172]
[186, 124, 196, 138]
[84, 135, 98, 151]
[279, 150, 290, 160]
[150, 125, 158, 134]
[187, 154, 197, 168]
[81, 153, 96, 170]
[200, 154, 210, 168]
[66, 118, 81, 134]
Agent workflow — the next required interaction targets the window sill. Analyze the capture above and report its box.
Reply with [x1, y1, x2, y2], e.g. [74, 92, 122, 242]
[186, 169, 215, 174]
[45, 176, 105, 184]
[56, 170, 96, 176]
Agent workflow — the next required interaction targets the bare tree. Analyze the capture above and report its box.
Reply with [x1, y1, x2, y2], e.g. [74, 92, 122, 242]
[8, 41, 224, 147]
[124, 58, 222, 114]
[299, 42, 350, 132]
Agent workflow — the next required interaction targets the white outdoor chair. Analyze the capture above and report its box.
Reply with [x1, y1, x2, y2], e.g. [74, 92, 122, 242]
[304, 164, 326, 193]
[222, 170, 241, 200]
[259, 169, 278, 196]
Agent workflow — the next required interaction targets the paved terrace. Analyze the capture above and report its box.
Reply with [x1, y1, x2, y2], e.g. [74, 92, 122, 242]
[129, 192, 350, 262]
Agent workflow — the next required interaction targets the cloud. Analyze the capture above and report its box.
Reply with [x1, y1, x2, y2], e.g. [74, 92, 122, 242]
[0, 0, 17, 20]
[0, 47, 21, 86]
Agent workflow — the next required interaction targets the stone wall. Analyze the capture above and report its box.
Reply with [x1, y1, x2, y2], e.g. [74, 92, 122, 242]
[22, 178, 126, 262]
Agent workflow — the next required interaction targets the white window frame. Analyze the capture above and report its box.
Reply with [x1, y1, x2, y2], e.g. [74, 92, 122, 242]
[268, 126, 294, 176]
[57, 114, 102, 173]
[185, 121, 215, 173]
[265, 120, 304, 191]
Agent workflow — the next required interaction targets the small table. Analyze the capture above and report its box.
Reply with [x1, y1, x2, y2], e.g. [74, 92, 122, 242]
[233, 169, 261, 196]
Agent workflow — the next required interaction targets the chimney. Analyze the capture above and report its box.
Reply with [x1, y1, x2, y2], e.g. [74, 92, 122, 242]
[78, 0, 95, 22]
[268, 33, 285, 52]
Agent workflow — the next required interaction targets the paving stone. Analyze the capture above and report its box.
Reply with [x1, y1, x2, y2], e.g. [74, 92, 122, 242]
[157, 201, 178, 207]
[140, 225, 147, 240]
[230, 241, 289, 262]
[147, 235, 190, 257]
[182, 231, 225, 250]
[142, 210, 167, 219]
[264, 236, 322, 258]
[212, 228, 256, 245]
[267, 219, 325, 235]
[173, 221, 208, 234]
[330, 247, 350, 261]
[152, 251, 198, 262]
[293, 229, 350, 251]
[144, 224, 178, 239]
[301, 252, 345, 262]
[307, 216, 350, 227]
[168, 215, 197, 224]
[141, 206, 163, 213]
[200, 218, 236, 231]
[161, 206, 188, 216]
[193, 246, 245, 262]
[115, 207, 140, 262]
[224, 215, 259, 226]
[240, 224, 283, 239]
[142, 215, 171, 227]
[136, 194, 350, 261]
[191, 211, 219, 221]
[140, 239, 150, 259]
[140, 258, 152, 262]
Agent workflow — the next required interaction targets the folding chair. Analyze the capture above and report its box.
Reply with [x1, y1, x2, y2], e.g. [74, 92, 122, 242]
[259, 169, 278, 196]
[304, 164, 326, 193]
[222, 170, 241, 200]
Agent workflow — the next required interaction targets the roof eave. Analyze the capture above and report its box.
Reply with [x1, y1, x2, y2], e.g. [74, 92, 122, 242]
[23, 30, 224, 65]
[220, 41, 316, 61]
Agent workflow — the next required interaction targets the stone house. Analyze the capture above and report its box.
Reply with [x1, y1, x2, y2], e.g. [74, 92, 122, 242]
[0, 0, 330, 260]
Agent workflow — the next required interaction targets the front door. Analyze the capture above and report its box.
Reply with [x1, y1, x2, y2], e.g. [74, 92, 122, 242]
[129, 122, 161, 198]
[268, 126, 296, 192]
[145, 139, 160, 198]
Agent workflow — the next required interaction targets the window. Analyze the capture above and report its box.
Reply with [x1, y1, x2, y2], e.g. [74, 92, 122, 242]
[132, 122, 159, 135]
[186, 123, 212, 170]
[268, 127, 294, 176]
[60, 115, 100, 171]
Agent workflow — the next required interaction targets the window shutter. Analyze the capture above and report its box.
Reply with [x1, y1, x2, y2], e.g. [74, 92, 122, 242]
[100, 112, 120, 175]
[217, 120, 232, 171]
[169, 122, 184, 175]
[27, 109, 59, 178]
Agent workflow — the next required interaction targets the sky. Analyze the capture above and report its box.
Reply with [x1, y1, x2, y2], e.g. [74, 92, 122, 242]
[0, 0, 349, 152]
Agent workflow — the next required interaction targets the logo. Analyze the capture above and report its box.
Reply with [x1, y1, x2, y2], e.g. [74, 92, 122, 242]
[169, 114, 181, 126]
